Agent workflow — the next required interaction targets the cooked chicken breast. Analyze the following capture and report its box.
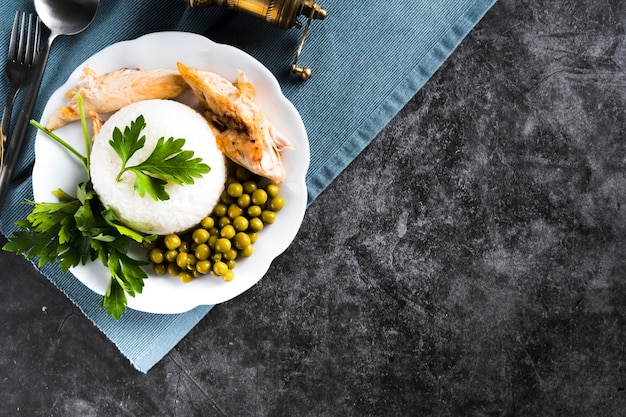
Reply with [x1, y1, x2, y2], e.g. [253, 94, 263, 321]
[176, 62, 293, 184]
[46, 66, 189, 131]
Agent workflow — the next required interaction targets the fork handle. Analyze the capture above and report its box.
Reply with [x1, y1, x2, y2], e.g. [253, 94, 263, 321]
[0, 34, 53, 207]
[1, 85, 21, 140]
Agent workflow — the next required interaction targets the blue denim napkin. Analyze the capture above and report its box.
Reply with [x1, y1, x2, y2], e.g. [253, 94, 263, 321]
[0, 0, 496, 371]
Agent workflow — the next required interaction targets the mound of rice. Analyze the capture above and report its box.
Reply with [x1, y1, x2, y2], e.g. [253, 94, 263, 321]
[90, 99, 227, 235]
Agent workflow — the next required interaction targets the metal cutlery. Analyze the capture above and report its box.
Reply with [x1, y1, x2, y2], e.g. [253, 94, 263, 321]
[0, 0, 99, 207]
[0, 11, 41, 177]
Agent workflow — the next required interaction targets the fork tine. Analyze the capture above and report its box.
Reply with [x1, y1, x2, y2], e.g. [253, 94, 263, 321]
[16, 12, 27, 63]
[24, 14, 40, 66]
[32, 16, 42, 64]
[25, 14, 33, 66]
[7, 11, 20, 61]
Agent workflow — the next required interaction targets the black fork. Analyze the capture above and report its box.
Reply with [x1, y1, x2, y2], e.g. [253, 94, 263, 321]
[0, 11, 41, 171]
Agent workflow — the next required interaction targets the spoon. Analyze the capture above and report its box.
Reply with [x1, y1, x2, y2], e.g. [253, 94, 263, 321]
[0, 0, 99, 205]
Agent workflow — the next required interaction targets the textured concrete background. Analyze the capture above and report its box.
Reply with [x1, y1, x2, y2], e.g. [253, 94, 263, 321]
[2, 0, 626, 415]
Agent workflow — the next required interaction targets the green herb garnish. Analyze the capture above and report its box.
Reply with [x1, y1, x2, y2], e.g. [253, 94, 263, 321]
[4, 182, 152, 319]
[110, 114, 210, 201]
[2, 95, 209, 319]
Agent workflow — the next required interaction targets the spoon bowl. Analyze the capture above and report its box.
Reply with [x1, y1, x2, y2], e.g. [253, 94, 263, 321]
[36, 0, 100, 40]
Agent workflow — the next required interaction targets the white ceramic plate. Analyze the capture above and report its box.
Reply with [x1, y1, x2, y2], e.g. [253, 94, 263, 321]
[32, 32, 309, 314]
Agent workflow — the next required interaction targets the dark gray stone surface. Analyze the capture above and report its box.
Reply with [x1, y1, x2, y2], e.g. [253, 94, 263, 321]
[2, 0, 626, 415]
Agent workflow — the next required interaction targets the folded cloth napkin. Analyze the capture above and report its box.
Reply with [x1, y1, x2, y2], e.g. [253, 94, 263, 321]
[0, 0, 496, 372]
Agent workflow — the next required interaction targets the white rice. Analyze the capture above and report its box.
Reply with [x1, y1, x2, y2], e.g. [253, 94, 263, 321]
[90, 99, 226, 235]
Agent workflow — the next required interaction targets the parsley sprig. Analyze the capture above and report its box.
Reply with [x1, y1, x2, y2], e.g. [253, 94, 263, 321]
[2, 95, 209, 319]
[110, 115, 210, 201]
[5, 182, 152, 319]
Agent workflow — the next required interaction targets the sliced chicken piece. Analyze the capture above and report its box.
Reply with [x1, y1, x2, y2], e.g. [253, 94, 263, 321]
[176, 62, 293, 184]
[46, 66, 189, 131]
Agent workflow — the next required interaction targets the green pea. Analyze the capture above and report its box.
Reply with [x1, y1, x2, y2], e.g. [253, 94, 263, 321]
[234, 232, 251, 250]
[153, 263, 167, 275]
[201, 216, 215, 229]
[223, 248, 238, 261]
[220, 190, 234, 204]
[208, 235, 218, 249]
[220, 224, 236, 239]
[192, 228, 210, 244]
[196, 260, 211, 275]
[228, 203, 244, 219]
[176, 252, 189, 268]
[243, 180, 257, 194]
[237, 194, 251, 208]
[164, 234, 181, 250]
[248, 232, 258, 243]
[195, 243, 210, 260]
[240, 244, 254, 257]
[179, 241, 191, 253]
[167, 263, 181, 277]
[247, 205, 262, 218]
[222, 269, 235, 282]
[261, 210, 276, 224]
[165, 250, 178, 263]
[226, 260, 237, 270]
[148, 248, 164, 264]
[186, 254, 197, 268]
[268, 196, 285, 211]
[266, 183, 280, 198]
[227, 182, 243, 198]
[215, 238, 232, 253]
[213, 203, 227, 217]
[218, 216, 232, 228]
[251, 189, 268, 205]
[213, 261, 229, 276]
[233, 216, 249, 232]
[249, 217, 264, 232]
[179, 271, 193, 283]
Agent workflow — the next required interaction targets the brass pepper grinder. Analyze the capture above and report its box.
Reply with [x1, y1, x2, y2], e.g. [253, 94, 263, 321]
[184, 0, 327, 80]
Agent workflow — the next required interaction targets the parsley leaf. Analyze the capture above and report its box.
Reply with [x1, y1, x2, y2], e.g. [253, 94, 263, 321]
[110, 116, 210, 201]
[101, 277, 127, 320]
[4, 195, 88, 270]
[109, 115, 147, 171]
[97, 239, 149, 319]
